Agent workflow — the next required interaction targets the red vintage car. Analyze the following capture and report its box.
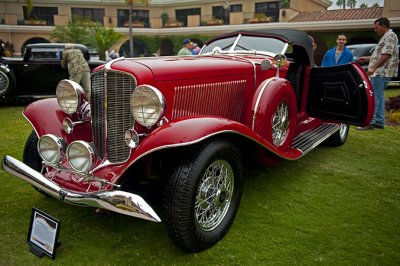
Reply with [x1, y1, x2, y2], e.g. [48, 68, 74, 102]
[2, 29, 374, 252]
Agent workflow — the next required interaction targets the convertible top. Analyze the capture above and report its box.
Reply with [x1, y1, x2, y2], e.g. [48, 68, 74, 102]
[208, 29, 314, 65]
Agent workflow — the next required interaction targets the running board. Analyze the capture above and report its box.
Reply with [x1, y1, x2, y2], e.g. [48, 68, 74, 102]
[291, 123, 340, 156]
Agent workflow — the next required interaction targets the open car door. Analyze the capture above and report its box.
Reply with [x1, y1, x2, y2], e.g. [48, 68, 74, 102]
[307, 63, 374, 126]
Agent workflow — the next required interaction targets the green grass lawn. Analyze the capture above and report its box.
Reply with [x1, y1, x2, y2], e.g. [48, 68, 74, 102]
[0, 94, 399, 265]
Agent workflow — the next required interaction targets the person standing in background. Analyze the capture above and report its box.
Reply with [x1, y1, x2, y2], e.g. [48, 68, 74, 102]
[61, 43, 91, 100]
[178, 39, 194, 56]
[321, 33, 353, 66]
[357, 17, 399, 130]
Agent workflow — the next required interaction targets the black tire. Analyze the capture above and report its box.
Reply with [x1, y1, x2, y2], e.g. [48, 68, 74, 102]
[163, 139, 243, 252]
[0, 66, 15, 97]
[324, 124, 349, 147]
[23, 131, 51, 197]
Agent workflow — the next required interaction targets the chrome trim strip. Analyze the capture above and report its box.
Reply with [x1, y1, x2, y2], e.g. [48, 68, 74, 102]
[251, 78, 274, 130]
[2, 155, 161, 222]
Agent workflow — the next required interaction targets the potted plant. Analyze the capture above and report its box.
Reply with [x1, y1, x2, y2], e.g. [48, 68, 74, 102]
[206, 17, 224, 26]
[161, 13, 169, 27]
[248, 13, 271, 23]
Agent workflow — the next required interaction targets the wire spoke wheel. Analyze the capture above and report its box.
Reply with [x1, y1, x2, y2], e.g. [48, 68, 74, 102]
[271, 101, 289, 146]
[195, 159, 234, 231]
[0, 70, 10, 95]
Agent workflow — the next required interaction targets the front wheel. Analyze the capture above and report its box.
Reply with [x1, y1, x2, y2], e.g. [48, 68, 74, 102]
[23, 131, 51, 197]
[163, 139, 243, 252]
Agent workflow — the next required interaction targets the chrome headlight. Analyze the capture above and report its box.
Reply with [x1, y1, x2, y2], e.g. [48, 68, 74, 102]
[56, 79, 84, 115]
[130, 85, 165, 127]
[37, 134, 65, 165]
[66, 141, 95, 173]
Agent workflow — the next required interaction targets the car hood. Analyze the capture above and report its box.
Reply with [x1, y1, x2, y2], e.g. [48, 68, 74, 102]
[110, 55, 256, 82]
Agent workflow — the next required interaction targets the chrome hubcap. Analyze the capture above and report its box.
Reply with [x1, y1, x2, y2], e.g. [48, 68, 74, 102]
[195, 160, 234, 231]
[272, 101, 289, 146]
[339, 124, 348, 140]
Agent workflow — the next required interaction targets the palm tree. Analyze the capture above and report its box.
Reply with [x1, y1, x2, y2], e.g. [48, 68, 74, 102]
[346, 0, 356, 8]
[360, 3, 368, 8]
[51, 17, 122, 61]
[125, 0, 149, 57]
[336, 0, 357, 9]
[91, 23, 123, 60]
[50, 16, 93, 46]
[336, 0, 346, 9]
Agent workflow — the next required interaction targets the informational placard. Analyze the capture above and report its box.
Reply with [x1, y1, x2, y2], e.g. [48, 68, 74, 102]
[27, 208, 61, 259]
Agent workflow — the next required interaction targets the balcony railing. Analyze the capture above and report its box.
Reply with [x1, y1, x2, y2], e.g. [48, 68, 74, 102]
[2, 11, 278, 29]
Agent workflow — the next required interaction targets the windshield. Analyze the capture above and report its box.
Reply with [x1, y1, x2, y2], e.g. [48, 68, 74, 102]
[201, 34, 286, 56]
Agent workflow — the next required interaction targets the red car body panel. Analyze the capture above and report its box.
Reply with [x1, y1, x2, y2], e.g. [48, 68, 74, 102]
[1, 29, 375, 252]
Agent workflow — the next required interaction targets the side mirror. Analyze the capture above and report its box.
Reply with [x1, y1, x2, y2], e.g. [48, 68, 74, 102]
[272, 54, 287, 77]
[273, 54, 287, 68]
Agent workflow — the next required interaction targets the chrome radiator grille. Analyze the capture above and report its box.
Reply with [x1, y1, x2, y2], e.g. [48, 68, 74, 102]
[172, 80, 246, 121]
[91, 70, 136, 163]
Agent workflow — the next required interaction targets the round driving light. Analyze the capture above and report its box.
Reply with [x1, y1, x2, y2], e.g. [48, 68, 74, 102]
[67, 141, 95, 173]
[56, 79, 84, 115]
[125, 129, 139, 148]
[37, 134, 65, 165]
[130, 85, 165, 127]
[63, 117, 74, 134]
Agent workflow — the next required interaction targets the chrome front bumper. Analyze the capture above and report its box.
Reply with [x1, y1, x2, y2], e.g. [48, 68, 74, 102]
[2, 155, 161, 222]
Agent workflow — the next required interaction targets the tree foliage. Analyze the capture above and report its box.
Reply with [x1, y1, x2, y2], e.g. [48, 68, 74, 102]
[346, 0, 356, 8]
[51, 16, 122, 60]
[50, 16, 93, 46]
[359, 3, 368, 8]
[91, 23, 123, 60]
[336, 0, 357, 9]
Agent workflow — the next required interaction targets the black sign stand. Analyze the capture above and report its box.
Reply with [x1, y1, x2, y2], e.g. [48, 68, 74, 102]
[27, 207, 61, 259]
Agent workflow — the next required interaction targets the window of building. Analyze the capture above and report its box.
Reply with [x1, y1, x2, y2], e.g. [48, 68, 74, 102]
[255, 1, 280, 22]
[175, 8, 201, 27]
[230, 4, 243, 12]
[212, 6, 230, 24]
[117, 9, 150, 27]
[23, 6, 58, 26]
[71, 8, 105, 24]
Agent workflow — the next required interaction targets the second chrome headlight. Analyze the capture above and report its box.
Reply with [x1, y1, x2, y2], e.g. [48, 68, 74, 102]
[130, 85, 165, 128]
[66, 141, 95, 173]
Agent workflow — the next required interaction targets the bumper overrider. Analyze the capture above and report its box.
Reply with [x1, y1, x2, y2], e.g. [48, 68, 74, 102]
[1, 155, 161, 222]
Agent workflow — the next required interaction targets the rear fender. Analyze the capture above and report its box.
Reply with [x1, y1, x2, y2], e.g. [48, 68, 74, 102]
[23, 98, 92, 143]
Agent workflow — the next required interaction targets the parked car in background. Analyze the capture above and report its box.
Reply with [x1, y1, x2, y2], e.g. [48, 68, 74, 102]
[348, 43, 400, 86]
[2, 29, 374, 253]
[0, 43, 104, 100]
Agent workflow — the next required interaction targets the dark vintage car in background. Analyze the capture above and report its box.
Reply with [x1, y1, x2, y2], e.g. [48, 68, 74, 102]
[347, 43, 400, 86]
[2, 29, 374, 252]
[0, 43, 104, 100]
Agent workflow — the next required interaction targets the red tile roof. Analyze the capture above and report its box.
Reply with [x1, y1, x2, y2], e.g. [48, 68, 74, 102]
[290, 7, 383, 22]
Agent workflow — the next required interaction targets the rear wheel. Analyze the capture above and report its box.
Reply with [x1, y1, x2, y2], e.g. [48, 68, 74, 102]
[324, 124, 349, 147]
[163, 139, 243, 252]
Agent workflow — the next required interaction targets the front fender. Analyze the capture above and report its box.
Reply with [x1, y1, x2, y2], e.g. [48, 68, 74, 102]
[23, 98, 92, 143]
[129, 116, 302, 165]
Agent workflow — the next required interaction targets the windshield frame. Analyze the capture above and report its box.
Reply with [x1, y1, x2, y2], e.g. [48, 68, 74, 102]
[200, 33, 289, 57]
